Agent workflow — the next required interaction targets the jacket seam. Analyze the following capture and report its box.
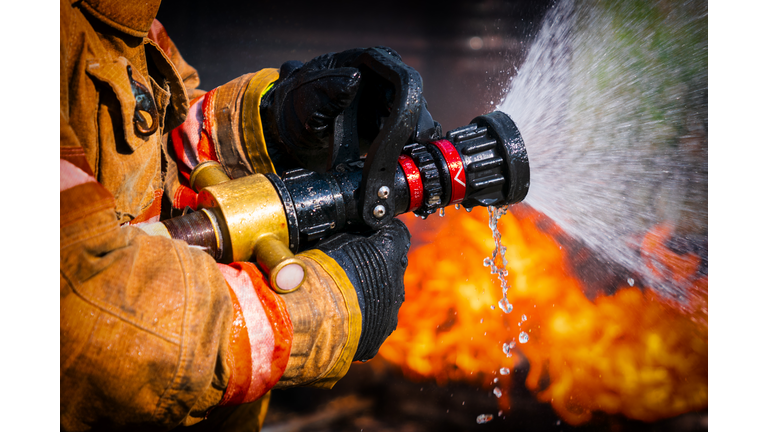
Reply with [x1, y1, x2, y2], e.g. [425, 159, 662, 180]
[152, 240, 191, 423]
[60, 269, 181, 345]
[60, 196, 114, 229]
[60, 219, 119, 250]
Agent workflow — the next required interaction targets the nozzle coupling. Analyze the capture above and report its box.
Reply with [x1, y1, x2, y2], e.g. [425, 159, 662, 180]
[401, 111, 530, 215]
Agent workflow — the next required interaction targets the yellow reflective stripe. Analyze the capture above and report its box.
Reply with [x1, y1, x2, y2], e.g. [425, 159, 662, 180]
[260, 82, 275, 99]
[241, 68, 280, 174]
[299, 249, 362, 388]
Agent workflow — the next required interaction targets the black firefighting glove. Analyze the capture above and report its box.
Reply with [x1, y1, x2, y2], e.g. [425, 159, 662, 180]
[260, 50, 364, 173]
[260, 46, 424, 173]
[315, 218, 411, 362]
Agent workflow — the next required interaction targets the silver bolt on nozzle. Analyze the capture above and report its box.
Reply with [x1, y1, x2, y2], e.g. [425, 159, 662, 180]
[377, 186, 390, 199]
[373, 205, 387, 218]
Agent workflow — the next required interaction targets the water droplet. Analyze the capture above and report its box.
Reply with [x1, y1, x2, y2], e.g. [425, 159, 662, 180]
[502, 341, 516, 357]
[465, 207, 472, 212]
[521, 314, 527, 322]
[455, 204, 461, 210]
[438, 207, 445, 217]
[498, 410, 503, 417]
[493, 387, 502, 398]
[500, 367, 510, 375]
[628, 278, 635, 286]
[493, 377, 499, 383]
[476, 414, 494, 424]
[498, 298, 513, 313]
[483, 257, 492, 267]
[519, 331, 529, 344]
[480, 318, 484, 323]
[490, 305, 496, 310]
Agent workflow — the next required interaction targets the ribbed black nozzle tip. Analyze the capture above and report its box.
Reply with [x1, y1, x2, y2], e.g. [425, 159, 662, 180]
[471, 111, 530, 206]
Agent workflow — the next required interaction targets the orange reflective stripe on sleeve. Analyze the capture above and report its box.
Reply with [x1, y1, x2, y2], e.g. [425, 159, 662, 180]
[171, 89, 221, 179]
[217, 262, 292, 406]
[219, 284, 253, 406]
[238, 263, 293, 389]
[170, 87, 223, 211]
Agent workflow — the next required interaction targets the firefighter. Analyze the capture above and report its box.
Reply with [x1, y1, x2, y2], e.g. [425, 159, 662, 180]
[60, 0, 410, 430]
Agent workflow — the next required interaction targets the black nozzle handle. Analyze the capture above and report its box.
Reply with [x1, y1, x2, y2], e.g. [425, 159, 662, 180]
[333, 47, 424, 229]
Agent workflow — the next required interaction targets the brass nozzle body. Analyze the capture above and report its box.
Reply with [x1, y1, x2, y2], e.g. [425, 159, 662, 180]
[195, 166, 306, 292]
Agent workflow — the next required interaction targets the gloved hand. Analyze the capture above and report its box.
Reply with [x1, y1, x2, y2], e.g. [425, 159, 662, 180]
[316, 218, 411, 362]
[260, 47, 442, 174]
[260, 51, 364, 172]
[273, 218, 410, 389]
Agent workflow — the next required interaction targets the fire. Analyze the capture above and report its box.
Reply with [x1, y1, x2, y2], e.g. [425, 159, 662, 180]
[379, 205, 707, 425]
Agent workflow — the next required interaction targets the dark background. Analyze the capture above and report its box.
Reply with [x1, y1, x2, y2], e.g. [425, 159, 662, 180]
[156, 0, 551, 132]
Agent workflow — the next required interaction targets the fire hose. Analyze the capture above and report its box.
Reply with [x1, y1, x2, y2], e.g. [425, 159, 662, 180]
[156, 48, 530, 293]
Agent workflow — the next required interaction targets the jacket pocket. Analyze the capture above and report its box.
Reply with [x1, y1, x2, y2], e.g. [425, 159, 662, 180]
[86, 56, 159, 152]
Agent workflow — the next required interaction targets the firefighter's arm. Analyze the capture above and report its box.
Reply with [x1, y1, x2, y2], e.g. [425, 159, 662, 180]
[60, 157, 241, 430]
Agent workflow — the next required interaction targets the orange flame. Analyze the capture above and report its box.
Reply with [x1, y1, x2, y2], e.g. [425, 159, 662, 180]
[380, 205, 707, 425]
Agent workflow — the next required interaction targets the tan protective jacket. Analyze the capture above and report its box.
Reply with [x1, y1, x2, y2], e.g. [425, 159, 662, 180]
[60, 1, 361, 430]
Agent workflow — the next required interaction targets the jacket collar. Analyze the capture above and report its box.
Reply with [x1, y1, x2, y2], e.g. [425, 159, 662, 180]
[76, 0, 162, 38]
